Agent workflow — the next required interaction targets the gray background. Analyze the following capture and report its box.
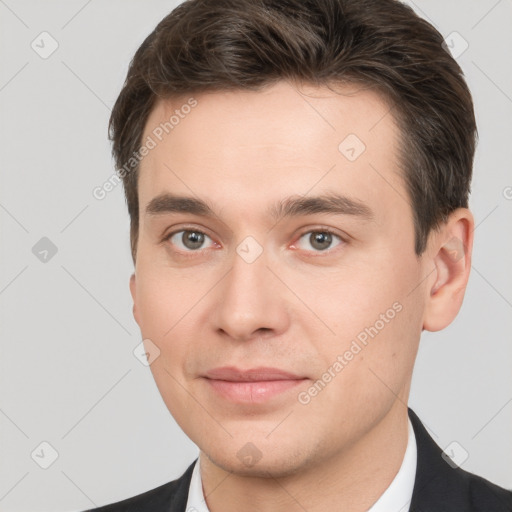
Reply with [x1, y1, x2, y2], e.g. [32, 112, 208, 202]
[0, 1, 511, 510]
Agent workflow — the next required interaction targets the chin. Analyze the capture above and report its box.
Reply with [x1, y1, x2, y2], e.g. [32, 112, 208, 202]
[201, 441, 318, 479]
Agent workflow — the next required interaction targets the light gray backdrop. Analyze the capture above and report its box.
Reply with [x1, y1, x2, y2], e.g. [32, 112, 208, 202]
[1, 1, 511, 511]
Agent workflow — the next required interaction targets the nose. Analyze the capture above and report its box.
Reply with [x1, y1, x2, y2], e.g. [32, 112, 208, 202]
[212, 244, 290, 342]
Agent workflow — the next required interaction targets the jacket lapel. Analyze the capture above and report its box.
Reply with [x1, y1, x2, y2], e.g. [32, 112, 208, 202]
[168, 459, 196, 512]
[407, 407, 471, 510]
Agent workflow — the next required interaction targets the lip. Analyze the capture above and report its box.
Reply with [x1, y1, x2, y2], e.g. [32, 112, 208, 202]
[203, 366, 308, 403]
[205, 366, 305, 381]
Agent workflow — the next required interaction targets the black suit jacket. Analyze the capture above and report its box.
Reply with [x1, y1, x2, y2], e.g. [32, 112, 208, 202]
[87, 408, 512, 511]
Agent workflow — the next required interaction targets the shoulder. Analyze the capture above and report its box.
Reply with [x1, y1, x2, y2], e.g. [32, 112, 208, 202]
[408, 408, 512, 511]
[461, 466, 512, 511]
[83, 460, 196, 512]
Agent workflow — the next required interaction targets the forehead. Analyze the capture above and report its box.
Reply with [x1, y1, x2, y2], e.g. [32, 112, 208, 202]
[138, 81, 404, 221]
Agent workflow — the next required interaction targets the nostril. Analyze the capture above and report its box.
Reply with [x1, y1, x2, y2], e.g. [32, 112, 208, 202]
[256, 327, 273, 336]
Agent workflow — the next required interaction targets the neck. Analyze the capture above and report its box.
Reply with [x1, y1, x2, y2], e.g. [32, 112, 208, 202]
[199, 401, 410, 512]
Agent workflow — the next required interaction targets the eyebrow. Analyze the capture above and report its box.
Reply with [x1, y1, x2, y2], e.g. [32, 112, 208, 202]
[145, 192, 374, 221]
[269, 193, 374, 221]
[146, 194, 214, 216]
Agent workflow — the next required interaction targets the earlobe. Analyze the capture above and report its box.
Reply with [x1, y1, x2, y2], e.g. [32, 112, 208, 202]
[422, 209, 474, 332]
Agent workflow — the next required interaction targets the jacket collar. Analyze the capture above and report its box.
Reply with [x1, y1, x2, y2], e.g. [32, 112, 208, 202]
[169, 460, 195, 512]
[408, 406, 471, 511]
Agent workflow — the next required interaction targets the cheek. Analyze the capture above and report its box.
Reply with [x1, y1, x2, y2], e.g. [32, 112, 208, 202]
[299, 296, 422, 426]
[134, 271, 202, 420]
[135, 263, 212, 339]
[134, 266, 220, 384]
[287, 260, 407, 337]
[294, 250, 423, 376]
[135, 281, 172, 342]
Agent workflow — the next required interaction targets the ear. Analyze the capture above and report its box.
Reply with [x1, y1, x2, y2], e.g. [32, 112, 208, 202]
[422, 208, 474, 332]
[129, 273, 140, 326]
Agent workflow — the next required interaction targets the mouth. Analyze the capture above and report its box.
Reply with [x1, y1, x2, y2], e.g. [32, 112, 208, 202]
[202, 366, 309, 403]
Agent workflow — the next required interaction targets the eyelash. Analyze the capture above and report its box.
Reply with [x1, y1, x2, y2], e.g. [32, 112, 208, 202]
[162, 225, 347, 257]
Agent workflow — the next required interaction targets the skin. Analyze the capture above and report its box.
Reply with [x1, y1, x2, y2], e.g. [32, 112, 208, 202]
[129, 80, 474, 512]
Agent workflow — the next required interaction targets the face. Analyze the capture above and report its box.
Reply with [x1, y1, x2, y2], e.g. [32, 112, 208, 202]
[130, 81, 432, 477]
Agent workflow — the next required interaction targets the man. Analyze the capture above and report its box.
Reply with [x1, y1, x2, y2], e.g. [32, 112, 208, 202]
[90, 0, 512, 510]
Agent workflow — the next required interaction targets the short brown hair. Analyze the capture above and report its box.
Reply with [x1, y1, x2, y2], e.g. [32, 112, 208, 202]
[109, 0, 477, 263]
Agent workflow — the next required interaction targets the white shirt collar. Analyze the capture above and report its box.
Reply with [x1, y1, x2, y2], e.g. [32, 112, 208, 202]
[185, 416, 417, 512]
[366, 415, 417, 512]
[185, 457, 209, 512]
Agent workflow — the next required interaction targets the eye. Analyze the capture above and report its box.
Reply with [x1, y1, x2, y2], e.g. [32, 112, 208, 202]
[166, 230, 216, 251]
[293, 230, 344, 252]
